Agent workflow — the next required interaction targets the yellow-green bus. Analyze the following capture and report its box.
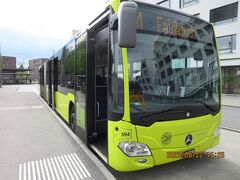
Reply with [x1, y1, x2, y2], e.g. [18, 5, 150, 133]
[40, 0, 222, 172]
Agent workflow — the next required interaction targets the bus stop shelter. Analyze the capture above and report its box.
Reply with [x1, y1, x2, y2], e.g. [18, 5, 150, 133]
[2, 69, 32, 84]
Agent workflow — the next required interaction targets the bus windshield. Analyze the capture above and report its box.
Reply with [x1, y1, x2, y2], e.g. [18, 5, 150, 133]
[127, 4, 220, 124]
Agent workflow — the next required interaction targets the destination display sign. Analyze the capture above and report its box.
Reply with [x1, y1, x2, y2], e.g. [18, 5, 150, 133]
[136, 6, 198, 41]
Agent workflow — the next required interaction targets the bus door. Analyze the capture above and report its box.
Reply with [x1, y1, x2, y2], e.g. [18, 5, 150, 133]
[74, 32, 88, 143]
[43, 62, 47, 101]
[48, 60, 52, 107]
[39, 66, 44, 97]
[52, 57, 58, 110]
[88, 25, 109, 161]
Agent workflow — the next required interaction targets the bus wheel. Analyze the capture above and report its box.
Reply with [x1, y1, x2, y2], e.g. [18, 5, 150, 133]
[70, 107, 76, 133]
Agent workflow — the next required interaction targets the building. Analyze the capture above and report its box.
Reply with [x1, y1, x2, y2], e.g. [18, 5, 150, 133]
[0, 56, 32, 84]
[29, 58, 48, 81]
[139, 0, 240, 93]
[2, 56, 16, 70]
[1, 56, 16, 84]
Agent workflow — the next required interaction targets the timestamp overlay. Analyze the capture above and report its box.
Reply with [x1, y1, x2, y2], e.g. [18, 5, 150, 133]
[167, 151, 225, 159]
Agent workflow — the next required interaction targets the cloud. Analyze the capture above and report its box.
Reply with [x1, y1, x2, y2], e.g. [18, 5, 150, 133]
[0, 28, 65, 65]
[0, 0, 106, 39]
[0, 0, 106, 65]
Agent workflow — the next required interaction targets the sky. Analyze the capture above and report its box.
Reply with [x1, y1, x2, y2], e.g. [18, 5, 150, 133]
[0, 0, 106, 67]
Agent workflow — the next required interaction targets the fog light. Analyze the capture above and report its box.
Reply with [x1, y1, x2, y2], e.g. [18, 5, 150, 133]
[118, 142, 151, 157]
[138, 158, 147, 163]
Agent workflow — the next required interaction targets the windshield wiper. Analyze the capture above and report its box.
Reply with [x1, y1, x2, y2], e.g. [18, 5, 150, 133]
[195, 100, 217, 112]
[140, 106, 190, 120]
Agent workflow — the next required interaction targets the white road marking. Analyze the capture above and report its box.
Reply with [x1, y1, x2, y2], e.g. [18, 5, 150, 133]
[68, 154, 84, 179]
[23, 163, 26, 180]
[47, 158, 56, 180]
[71, 154, 87, 178]
[18, 153, 91, 180]
[19, 164, 22, 180]
[50, 158, 61, 180]
[43, 159, 51, 180]
[64, 155, 79, 180]
[60, 155, 75, 180]
[12, 106, 30, 110]
[31, 161, 36, 180]
[74, 153, 91, 177]
[40, 160, 46, 180]
[57, 156, 70, 180]
[27, 162, 31, 180]
[35, 161, 41, 180]
[0, 107, 10, 110]
[54, 157, 65, 180]
[0, 106, 44, 111]
[31, 106, 44, 109]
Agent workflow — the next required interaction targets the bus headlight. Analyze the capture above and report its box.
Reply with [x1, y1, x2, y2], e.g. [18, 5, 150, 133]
[213, 125, 221, 137]
[118, 142, 151, 157]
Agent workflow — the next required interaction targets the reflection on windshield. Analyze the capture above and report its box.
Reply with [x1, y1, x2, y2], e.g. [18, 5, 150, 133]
[128, 33, 220, 114]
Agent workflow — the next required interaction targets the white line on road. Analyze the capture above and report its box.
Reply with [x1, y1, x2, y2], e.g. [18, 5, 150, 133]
[71, 154, 87, 178]
[12, 106, 30, 110]
[19, 154, 91, 180]
[31, 106, 44, 109]
[27, 162, 31, 180]
[23, 163, 26, 180]
[19, 164, 22, 180]
[64, 155, 79, 180]
[57, 156, 70, 180]
[47, 158, 56, 180]
[68, 154, 84, 179]
[31, 161, 36, 180]
[0, 106, 44, 111]
[43, 159, 51, 180]
[54, 157, 65, 180]
[50, 158, 61, 180]
[0, 107, 10, 110]
[40, 160, 46, 180]
[60, 155, 75, 180]
[35, 161, 41, 180]
[74, 153, 91, 177]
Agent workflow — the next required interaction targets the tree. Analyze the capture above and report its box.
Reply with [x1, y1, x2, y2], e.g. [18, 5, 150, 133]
[19, 64, 24, 70]
[16, 64, 26, 84]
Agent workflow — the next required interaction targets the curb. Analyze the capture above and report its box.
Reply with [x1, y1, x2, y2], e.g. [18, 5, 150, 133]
[221, 126, 240, 133]
[222, 105, 240, 108]
[36, 93, 116, 180]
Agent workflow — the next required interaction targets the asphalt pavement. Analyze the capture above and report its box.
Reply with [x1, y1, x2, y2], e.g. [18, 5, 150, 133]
[0, 84, 114, 180]
[222, 106, 240, 131]
[222, 94, 240, 108]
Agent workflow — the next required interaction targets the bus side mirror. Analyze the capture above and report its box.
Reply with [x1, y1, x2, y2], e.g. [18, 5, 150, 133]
[118, 2, 138, 48]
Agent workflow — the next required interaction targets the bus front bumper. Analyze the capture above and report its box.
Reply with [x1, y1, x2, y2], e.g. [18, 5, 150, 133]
[109, 133, 220, 172]
[151, 133, 220, 166]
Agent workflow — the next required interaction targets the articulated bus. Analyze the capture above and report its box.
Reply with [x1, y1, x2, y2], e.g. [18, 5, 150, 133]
[39, 0, 222, 172]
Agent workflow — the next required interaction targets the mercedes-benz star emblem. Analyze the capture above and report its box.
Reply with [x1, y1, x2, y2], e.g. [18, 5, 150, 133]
[185, 134, 192, 145]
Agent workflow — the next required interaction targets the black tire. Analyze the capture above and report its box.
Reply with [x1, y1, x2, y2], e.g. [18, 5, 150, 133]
[69, 106, 76, 133]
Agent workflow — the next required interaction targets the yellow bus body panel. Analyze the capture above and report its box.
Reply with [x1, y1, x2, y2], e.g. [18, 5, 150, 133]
[55, 91, 75, 123]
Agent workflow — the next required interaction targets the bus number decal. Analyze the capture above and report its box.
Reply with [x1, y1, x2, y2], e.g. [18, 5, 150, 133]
[121, 132, 131, 137]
